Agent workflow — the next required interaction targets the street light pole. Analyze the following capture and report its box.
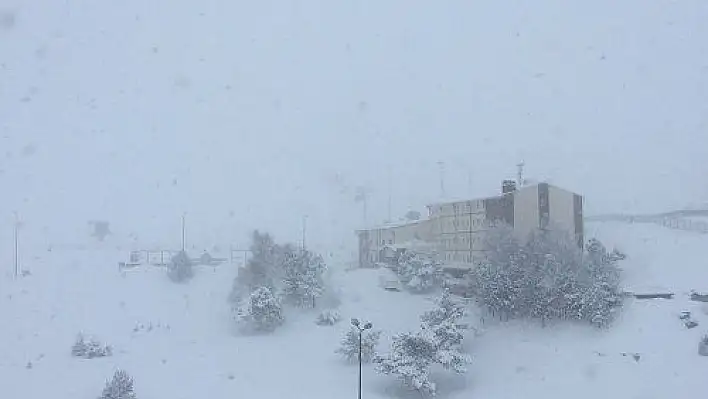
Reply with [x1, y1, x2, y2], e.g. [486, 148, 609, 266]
[437, 161, 446, 199]
[387, 165, 392, 223]
[351, 318, 373, 399]
[302, 215, 308, 251]
[13, 211, 19, 278]
[181, 212, 186, 252]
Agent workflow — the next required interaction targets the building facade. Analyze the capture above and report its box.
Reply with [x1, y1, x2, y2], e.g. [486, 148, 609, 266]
[356, 181, 583, 269]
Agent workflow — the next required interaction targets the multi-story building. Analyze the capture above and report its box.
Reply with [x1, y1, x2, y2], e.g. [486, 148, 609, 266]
[356, 180, 583, 269]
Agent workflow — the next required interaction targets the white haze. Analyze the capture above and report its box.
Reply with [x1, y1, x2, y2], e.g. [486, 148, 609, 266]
[1, 0, 707, 256]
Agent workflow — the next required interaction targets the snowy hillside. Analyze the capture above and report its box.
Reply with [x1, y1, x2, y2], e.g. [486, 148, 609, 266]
[2, 222, 707, 398]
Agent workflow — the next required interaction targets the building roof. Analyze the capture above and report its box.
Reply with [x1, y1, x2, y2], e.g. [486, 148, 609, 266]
[425, 181, 580, 208]
[355, 218, 431, 233]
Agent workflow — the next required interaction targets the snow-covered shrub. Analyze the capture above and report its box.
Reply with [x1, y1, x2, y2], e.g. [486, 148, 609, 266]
[282, 249, 327, 307]
[336, 326, 381, 362]
[395, 251, 443, 293]
[72, 334, 112, 359]
[375, 328, 469, 396]
[316, 309, 341, 326]
[235, 286, 285, 332]
[167, 250, 193, 283]
[468, 228, 624, 327]
[100, 370, 136, 399]
[699, 335, 708, 356]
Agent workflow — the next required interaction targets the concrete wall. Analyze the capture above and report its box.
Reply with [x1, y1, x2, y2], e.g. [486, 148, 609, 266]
[548, 184, 576, 234]
[548, 185, 584, 247]
[513, 184, 539, 240]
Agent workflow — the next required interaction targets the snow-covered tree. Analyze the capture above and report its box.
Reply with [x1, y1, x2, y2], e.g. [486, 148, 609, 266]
[395, 251, 443, 293]
[71, 334, 112, 359]
[375, 328, 469, 396]
[230, 231, 291, 302]
[420, 291, 467, 348]
[235, 286, 284, 332]
[336, 326, 381, 362]
[90, 220, 111, 242]
[580, 238, 623, 327]
[167, 250, 193, 283]
[282, 249, 327, 307]
[468, 228, 624, 326]
[100, 370, 136, 399]
[316, 309, 341, 326]
[468, 227, 528, 320]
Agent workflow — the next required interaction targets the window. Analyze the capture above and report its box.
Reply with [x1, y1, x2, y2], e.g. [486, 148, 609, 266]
[388, 239, 393, 244]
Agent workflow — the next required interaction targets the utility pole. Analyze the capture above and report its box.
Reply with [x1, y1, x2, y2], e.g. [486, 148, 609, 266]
[351, 318, 372, 399]
[363, 195, 368, 226]
[181, 212, 186, 252]
[354, 187, 369, 227]
[13, 211, 19, 278]
[437, 161, 446, 199]
[516, 161, 525, 187]
[302, 215, 308, 251]
[386, 165, 392, 223]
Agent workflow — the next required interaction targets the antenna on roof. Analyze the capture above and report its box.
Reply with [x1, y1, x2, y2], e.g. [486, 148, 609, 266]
[516, 161, 525, 187]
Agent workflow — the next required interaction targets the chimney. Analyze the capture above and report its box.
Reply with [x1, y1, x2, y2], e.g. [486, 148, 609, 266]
[502, 179, 517, 195]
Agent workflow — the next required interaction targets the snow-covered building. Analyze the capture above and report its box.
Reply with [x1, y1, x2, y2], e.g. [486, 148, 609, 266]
[356, 219, 435, 268]
[356, 181, 583, 269]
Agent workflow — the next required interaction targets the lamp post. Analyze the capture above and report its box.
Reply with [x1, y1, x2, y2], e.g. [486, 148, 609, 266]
[181, 212, 186, 252]
[13, 211, 19, 278]
[351, 318, 372, 399]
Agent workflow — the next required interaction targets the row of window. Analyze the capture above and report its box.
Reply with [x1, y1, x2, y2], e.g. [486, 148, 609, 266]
[439, 217, 487, 232]
[441, 235, 481, 249]
[444, 252, 475, 263]
[430, 200, 485, 216]
[451, 200, 485, 214]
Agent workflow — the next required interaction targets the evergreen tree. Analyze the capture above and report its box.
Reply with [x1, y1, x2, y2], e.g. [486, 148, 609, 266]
[72, 334, 112, 359]
[316, 309, 341, 326]
[395, 251, 443, 293]
[167, 250, 193, 283]
[420, 291, 467, 348]
[235, 286, 285, 332]
[581, 238, 623, 326]
[282, 249, 326, 307]
[230, 231, 291, 302]
[375, 328, 468, 396]
[336, 326, 381, 362]
[468, 229, 624, 326]
[100, 370, 136, 399]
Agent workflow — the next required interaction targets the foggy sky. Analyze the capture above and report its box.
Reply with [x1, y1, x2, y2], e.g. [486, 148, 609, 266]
[1, 0, 707, 255]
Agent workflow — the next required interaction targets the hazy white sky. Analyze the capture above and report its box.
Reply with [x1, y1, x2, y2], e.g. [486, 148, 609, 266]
[1, 0, 707, 253]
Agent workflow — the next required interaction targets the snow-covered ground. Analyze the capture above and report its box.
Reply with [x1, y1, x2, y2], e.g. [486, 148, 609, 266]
[2, 222, 708, 398]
